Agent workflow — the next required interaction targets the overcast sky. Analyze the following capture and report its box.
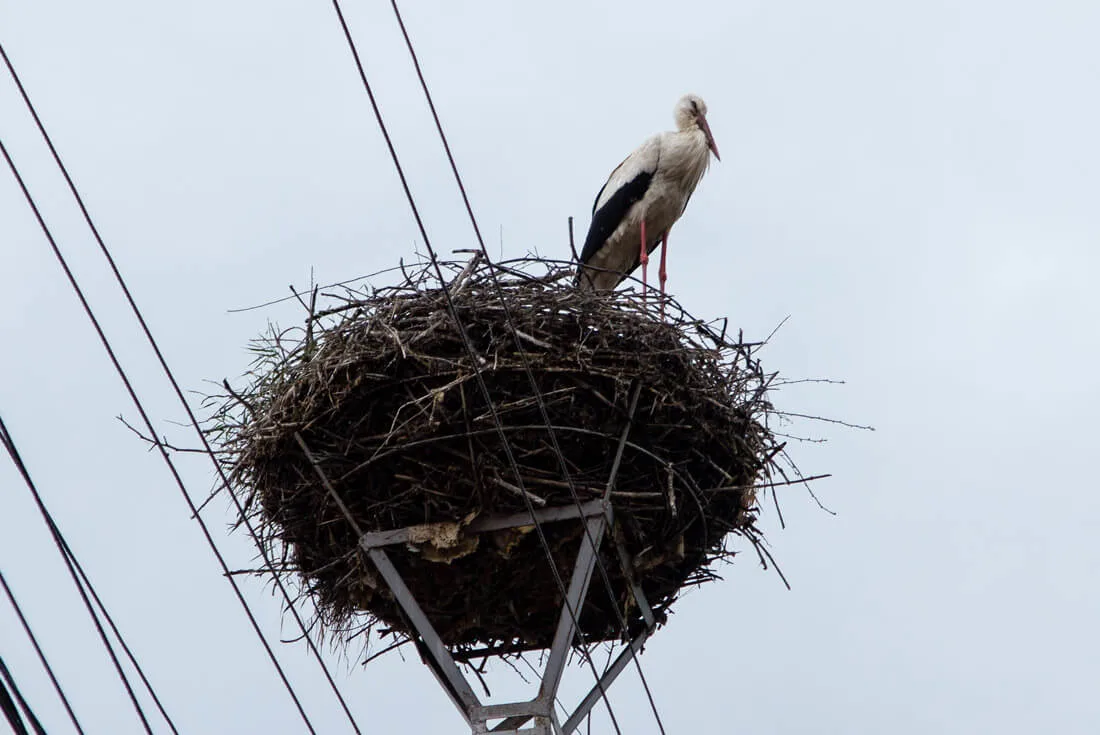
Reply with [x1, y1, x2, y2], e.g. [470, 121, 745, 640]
[2, 0, 1099, 733]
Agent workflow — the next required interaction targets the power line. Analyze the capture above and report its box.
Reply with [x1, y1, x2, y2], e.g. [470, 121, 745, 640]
[0, 133, 318, 735]
[53, 529, 176, 733]
[0, 654, 46, 735]
[1, 413, 180, 734]
[0, 416, 157, 734]
[0, 570, 84, 735]
[383, 3, 666, 730]
[0, 40, 363, 735]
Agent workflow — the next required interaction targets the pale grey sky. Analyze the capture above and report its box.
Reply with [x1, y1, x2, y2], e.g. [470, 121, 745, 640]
[2, 0, 1098, 733]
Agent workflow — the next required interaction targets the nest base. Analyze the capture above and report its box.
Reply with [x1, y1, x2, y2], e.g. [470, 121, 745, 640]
[361, 498, 648, 734]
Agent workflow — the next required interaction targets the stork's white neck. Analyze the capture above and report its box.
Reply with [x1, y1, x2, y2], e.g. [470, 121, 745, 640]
[660, 127, 712, 190]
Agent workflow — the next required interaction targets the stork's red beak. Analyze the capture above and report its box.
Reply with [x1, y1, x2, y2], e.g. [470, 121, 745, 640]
[698, 114, 720, 161]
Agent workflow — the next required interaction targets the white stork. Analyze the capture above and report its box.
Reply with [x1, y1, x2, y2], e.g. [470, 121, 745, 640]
[575, 94, 720, 313]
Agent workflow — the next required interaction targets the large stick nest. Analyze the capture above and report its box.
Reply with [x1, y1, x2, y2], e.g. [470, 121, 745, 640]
[209, 255, 784, 660]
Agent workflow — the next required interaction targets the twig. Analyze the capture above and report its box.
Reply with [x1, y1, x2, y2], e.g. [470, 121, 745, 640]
[361, 639, 410, 666]
[512, 328, 554, 351]
[490, 476, 547, 506]
[774, 411, 875, 431]
[449, 251, 482, 296]
[568, 216, 578, 263]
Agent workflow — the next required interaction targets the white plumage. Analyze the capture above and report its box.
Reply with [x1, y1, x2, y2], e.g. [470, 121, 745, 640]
[576, 94, 720, 299]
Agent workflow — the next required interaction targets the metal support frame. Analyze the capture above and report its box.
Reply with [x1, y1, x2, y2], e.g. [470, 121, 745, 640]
[361, 499, 655, 734]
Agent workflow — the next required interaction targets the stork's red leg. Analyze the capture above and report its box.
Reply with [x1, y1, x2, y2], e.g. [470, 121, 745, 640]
[658, 232, 669, 319]
[639, 219, 649, 305]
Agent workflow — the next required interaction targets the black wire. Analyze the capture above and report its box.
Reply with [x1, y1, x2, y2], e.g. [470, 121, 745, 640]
[59, 527, 179, 731]
[0, 571, 83, 735]
[1, 415, 180, 734]
[0, 674, 30, 735]
[0, 39, 362, 735]
[0, 135, 317, 734]
[0, 655, 42, 735]
[0, 418, 155, 734]
[327, 4, 625, 731]
[384, 3, 667, 730]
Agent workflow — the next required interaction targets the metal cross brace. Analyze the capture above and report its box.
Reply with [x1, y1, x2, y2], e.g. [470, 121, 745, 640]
[361, 498, 655, 734]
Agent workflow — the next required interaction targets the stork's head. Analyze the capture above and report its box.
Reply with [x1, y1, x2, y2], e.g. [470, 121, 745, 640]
[674, 94, 720, 161]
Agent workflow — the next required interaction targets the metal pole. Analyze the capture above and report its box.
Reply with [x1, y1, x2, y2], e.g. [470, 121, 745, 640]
[364, 547, 482, 720]
[539, 515, 607, 702]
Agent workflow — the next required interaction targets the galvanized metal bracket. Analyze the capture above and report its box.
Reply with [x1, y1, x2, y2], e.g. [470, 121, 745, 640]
[361, 498, 654, 734]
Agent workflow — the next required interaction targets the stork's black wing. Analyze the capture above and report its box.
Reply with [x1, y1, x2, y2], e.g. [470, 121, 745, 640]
[579, 170, 653, 265]
[578, 135, 662, 266]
